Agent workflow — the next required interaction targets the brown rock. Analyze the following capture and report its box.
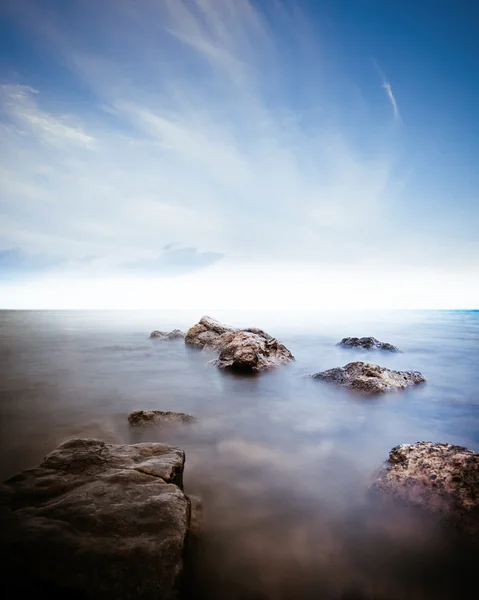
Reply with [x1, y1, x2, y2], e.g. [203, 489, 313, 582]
[185, 316, 294, 372]
[128, 410, 195, 426]
[311, 361, 425, 394]
[371, 442, 479, 538]
[0, 438, 190, 599]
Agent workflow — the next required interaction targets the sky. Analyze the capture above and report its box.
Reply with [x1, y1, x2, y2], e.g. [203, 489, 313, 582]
[0, 0, 478, 309]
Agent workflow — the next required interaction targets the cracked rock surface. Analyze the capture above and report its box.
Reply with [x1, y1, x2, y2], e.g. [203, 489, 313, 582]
[0, 438, 190, 599]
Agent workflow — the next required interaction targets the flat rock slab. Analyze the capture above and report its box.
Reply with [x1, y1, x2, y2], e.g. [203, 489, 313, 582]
[185, 316, 294, 372]
[128, 410, 195, 426]
[0, 438, 190, 600]
[371, 442, 479, 538]
[150, 329, 186, 340]
[312, 361, 425, 394]
[337, 336, 400, 352]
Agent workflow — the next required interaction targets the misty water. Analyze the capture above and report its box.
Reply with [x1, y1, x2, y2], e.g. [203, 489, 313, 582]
[1, 309, 478, 599]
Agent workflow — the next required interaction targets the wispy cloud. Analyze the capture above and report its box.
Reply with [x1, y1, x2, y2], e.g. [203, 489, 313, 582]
[0, 0, 404, 272]
[0, 84, 95, 148]
[3, 0, 475, 309]
[373, 60, 400, 122]
[382, 80, 400, 122]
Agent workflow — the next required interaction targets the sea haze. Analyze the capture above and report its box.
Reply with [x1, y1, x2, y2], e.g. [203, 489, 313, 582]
[1, 309, 478, 599]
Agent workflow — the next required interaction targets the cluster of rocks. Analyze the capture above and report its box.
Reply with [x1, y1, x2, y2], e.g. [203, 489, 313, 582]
[309, 331, 425, 395]
[1, 316, 476, 597]
[150, 316, 425, 395]
[184, 315, 294, 372]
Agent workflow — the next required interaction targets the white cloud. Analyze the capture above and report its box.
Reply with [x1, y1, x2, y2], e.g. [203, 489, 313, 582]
[0, 84, 95, 148]
[1, 0, 477, 308]
[382, 81, 400, 122]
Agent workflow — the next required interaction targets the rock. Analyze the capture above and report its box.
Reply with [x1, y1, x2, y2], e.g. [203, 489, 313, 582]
[185, 316, 294, 372]
[184, 316, 231, 348]
[128, 409, 195, 426]
[150, 329, 186, 340]
[371, 442, 479, 538]
[311, 361, 425, 394]
[213, 330, 294, 372]
[0, 438, 190, 600]
[187, 494, 204, 537]
[337, 336, 400, 352]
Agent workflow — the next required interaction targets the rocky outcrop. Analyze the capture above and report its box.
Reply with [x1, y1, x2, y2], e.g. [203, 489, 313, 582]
[212, 330, 294, 372]
[337, 336, 400, 352]
[0, 438, 190, 599]
[371, 442, 479, 538]
[184, 316, 231, 348]
[185, 316, 294, 372]
[312, 361, 425, 394]
[128, 409, 195, 426]
[150, 329, 186, 340]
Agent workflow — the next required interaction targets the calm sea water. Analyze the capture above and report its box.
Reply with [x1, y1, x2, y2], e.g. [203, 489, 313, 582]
[1, 309, 478, 599]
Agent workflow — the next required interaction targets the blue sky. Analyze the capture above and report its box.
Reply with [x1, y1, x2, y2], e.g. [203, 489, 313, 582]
[0, 0, 478, 309]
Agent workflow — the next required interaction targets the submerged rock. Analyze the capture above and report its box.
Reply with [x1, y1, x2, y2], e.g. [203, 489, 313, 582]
[0, 438, 190, 599]
[150, 329, 186, 340]
[185, 316, 294, 372]
[371, 442, 479, 538]
[311, 361, 425, 394]
[187, 494, 204, 537]
[337, 336, 400, 352]
[128, 409, 195, 426]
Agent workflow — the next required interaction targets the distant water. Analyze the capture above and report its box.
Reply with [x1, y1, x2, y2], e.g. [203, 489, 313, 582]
[1, 309, 478, 599]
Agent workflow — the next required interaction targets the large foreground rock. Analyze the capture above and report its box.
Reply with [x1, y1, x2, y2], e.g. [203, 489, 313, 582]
[0, 438, 190, 599]
[337, 336, 400, 352]
[150, 329, 186, 340]
[185, 316, 294, 372]
[128, 409, 195, 426]
[312, 361, 425, 394]
[371, 442, 479, 538]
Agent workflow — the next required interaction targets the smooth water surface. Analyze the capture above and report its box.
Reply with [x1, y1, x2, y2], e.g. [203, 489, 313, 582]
[1, 310, 478, 599]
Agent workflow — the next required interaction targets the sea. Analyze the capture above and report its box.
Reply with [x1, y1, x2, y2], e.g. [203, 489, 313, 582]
[1, 309, 478, 599]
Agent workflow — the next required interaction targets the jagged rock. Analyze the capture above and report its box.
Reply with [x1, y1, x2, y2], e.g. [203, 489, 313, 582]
[337, 336, 400, 352]
[213, 330, 294, 372]
[185, 316, 294, 372]
[0, 438, 190, 600]
[150, 329, 186, 340]
[311, 361, 425, 394]
[184, 316, 231, 348]
[128, 410, 195, 426]
[371, 442, 479, 538]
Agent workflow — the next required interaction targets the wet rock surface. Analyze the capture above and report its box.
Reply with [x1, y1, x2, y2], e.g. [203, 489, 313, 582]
[371, 442, 479, 538]
[0, 438, 190, 600]
[338, 336, 400, 352]
[312, 361, 426, 394]
[150, 329, 186, 340]
[185, 316, 294, 372]
[128, 409, 195, 426]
